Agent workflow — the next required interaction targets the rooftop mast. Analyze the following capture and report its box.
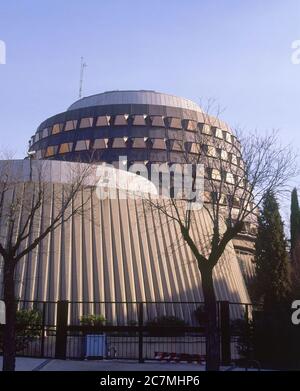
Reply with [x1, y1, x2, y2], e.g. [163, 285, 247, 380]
[79, 56, 87, 99]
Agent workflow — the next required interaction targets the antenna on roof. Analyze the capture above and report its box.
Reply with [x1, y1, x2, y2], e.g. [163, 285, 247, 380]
[79, 56, 87, 99]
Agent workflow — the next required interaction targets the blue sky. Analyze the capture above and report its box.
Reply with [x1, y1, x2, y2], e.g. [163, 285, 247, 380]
[0, 0, 300, 167]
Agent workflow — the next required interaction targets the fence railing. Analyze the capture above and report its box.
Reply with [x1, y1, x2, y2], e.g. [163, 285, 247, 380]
[0, 300, 257, 364]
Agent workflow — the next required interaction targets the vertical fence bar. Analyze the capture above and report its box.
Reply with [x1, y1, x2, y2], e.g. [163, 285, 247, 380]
[138, 302, 144, 363]
[55, 300, 69, 359]
[245, 304, 250, 362]
[245, 304, 249, 324]
[220, 301, 231, 365]
[40, 301, 46, 358]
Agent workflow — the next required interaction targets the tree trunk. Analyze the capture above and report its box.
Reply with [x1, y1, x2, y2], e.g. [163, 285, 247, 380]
[201, 265, 220, 371]
[2, 260, 16, 371]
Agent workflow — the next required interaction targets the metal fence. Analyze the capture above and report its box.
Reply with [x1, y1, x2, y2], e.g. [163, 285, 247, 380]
[0, 300, 256, 364]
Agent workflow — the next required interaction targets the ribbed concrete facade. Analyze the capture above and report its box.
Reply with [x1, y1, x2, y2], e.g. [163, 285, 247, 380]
[0, 90, 259, 324]
[26, 90, 256, 286]
[0, 160, 250, 322]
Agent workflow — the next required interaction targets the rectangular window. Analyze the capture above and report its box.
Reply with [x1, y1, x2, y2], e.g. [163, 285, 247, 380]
[207, 146, 217, 157]
[45, 146, 56, 157]
[226, 173, 235, 184]
[79, 117, 93, 128]
[215, 127, 223, 139]
[190, 143, 199, 154]
[168, 117, 182, 129]
[41, 128, 49, 139]
[171, 140, 182, 151]
[96, 116, 110, 127]
[112, 138, 126, 148]
[185, 142, 199, 154]
[114, 115, 128, 126]
[221, 150, 228, 160]
[65, 120, 78, 131]
[75, 140, 90, 151]
[132, 138, 145, 148]
[233, 197, 240, 207]
[201, 124, 211, 135]
[211, 169, 221, 180]
[225, 132, 232, 143]
[211, 191, 219, 203]
[59, 143, 73, 154]
[231, 155, 238, 165]
[186, 120, 197, 131]
[93, 138, 106, 149]
[152, 139, 166, 149]
[52, 123, 64, 134]
[151, 116, 165, 127]
[132, 115, 147, 126]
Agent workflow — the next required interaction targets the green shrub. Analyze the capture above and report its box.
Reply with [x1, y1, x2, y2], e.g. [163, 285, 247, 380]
[230, 318, 254, 361]
[15, 308, 42, 351]
[0, 308, 42, 352]
[80, 314, 106, 326]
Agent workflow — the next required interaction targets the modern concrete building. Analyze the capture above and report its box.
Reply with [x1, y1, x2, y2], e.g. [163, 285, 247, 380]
[1, 91, 255, 322]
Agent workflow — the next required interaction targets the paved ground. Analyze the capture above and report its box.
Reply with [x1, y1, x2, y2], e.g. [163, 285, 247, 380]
[41, 359, 206, 371]
[0, 357, 48, 371]
[0, 357, 263, 371]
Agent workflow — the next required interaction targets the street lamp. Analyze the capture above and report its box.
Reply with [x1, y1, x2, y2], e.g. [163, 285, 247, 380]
[27, 150, 36, 181]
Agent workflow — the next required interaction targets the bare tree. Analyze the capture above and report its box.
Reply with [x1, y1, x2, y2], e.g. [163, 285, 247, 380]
[144, 122, 298, 371]
[0, 159, 95, 371]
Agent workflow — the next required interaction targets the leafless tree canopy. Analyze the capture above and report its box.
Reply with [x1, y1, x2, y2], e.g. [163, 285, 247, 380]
[0, 160, 95, 264]
[0, 158, 98, 371]
[144, 127, 298, 268]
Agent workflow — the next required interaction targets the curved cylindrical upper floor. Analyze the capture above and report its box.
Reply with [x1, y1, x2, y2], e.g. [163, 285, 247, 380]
[28, 90, 242, 167]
